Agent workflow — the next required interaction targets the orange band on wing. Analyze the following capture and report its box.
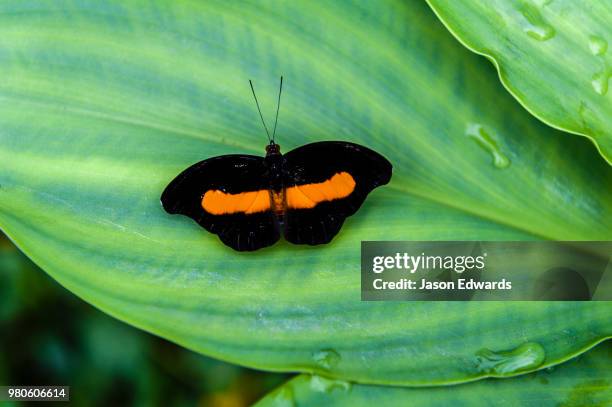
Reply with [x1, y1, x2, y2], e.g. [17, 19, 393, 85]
[286, 172, 356, 209]
[202, 189, 271, 215]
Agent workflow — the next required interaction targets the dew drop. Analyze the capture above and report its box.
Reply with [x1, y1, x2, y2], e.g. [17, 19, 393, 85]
[591, 68, 610, 96]
[466, 123, 510, 168]
[474, 342, 546, 376]
[313, 349, 341, 370]
[272, 386, 295, 407]
[309, 375, 351, 394]
[588, 35, 608, 56]
[520, 4, 555, 41]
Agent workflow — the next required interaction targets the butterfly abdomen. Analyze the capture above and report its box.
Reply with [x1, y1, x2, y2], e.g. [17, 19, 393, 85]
[271, 190, 286, 216]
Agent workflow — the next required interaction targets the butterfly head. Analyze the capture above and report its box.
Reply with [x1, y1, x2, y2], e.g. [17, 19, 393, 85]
[265, 142, 281, 156]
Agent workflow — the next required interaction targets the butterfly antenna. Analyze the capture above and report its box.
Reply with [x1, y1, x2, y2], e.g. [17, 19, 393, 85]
[271, 76, 283, 142]
[249, 79, 271, 143]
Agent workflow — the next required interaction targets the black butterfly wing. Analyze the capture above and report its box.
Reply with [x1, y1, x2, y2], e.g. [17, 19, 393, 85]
[161, 155, 280, 251]
[282, 141, 392, 245]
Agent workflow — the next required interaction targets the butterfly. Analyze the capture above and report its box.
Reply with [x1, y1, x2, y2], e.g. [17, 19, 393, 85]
[161, 77, 392, 251]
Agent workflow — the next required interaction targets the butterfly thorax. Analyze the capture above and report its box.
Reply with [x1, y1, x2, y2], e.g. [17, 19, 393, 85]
[264, 143, 284, 186]
[265, 142, 286, 215]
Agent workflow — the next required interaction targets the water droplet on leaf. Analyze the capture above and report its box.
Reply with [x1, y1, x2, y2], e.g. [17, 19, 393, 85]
[520, 4, 555, 41]
[313, 349, 341, 370]
[309, 375, 351, 393]
[591, 68, 610, 95]
[466, 123, 510, 168]
[474, 342, 545, 375]
[588, 35, 608, 56]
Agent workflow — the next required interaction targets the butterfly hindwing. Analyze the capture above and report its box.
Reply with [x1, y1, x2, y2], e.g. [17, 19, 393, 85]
[161, 155, 280, 251]
[282, 141, 392, 245]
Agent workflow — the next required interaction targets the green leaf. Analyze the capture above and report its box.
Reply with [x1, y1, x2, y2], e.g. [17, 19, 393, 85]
[0, 0, 610, 385]
[426, 0, 612, 164]
[255, 341, 612, 406]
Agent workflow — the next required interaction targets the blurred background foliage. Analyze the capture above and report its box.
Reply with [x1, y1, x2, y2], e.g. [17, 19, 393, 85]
[0, 231, 286, 406]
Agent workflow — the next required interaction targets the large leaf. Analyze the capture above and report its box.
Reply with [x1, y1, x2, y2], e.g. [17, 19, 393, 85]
[426, 0, 612, 164]
[0, 0, 610, 385]
[256, 341, 612, 406]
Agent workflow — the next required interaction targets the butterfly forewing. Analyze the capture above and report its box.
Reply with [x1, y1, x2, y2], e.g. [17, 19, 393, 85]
[161, 155, 280, 251]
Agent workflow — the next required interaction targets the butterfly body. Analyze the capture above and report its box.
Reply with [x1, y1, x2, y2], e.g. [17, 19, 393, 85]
[161, 140, 392, 251]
